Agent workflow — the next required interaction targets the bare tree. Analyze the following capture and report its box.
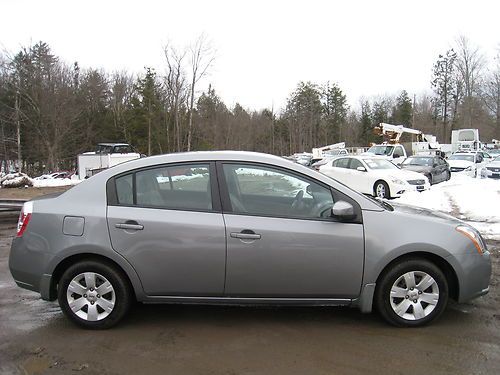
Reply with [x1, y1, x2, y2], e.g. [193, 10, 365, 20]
[164, 44, 187, 152]
[110, 71, 134, 143]
[454, 36, 485, 127]
[187, 34, 215, 151]
[481, 54, 500, 135]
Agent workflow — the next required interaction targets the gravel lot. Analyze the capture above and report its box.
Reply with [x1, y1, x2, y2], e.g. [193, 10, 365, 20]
[0, 188, 499, 375]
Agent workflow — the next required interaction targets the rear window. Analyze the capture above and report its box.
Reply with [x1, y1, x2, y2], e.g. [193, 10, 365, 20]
[112, 164, 212, 211]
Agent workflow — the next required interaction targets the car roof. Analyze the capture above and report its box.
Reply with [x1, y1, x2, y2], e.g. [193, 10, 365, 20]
[98, 143, 130, 147]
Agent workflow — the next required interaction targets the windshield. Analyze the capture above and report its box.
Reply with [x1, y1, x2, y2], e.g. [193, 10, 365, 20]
[402, 157, 433, 166]
[96, 145, 113, 154]
[449, 154, 474, 162]
[367, 145, 394, 156]
[363, 159, 399, 170]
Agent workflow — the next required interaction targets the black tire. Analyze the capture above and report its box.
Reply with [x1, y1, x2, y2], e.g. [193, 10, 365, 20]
[375, 258, 448, 327]
[374, 181, 391, 199]
[445, 170, 451, 181]
[58, 260, 132, 329]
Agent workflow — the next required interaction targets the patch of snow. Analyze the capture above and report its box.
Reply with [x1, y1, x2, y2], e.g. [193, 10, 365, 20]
[0, 173, 33, 188]
[33, 178, 81, 188]
[397, 174, 500, 240]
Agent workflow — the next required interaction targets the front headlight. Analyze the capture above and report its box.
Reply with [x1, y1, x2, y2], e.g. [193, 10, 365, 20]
[456, 225, 486, 254]
[390, 178, 405, 185]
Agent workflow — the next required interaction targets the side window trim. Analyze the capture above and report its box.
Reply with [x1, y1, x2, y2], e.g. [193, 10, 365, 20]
[106, 161, 222, 213]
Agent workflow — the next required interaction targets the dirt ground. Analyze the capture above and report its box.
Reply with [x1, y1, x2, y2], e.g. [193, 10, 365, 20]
[0, 214, 499, 374]
[0, 186, 72, 201]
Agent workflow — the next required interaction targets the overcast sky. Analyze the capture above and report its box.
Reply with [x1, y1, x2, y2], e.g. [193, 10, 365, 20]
[1, 0, 499, 111]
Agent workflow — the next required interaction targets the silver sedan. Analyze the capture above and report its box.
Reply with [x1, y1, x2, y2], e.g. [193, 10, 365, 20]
[9, 151, 491, 328]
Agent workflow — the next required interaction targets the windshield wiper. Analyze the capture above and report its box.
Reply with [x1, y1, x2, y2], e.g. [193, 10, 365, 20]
[375, 197, 394, 211]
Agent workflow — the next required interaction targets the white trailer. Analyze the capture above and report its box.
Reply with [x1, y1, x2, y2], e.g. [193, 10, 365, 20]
[77, 143, 141, 179]
[451, 129, 481, 152]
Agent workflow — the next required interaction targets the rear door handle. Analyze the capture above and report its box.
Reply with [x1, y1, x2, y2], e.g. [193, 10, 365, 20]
[115, 221, 144, 231]
[230, 230, 261, 240]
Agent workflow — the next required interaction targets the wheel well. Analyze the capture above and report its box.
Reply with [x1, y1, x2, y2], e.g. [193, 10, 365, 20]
[49, 253, 136, 301]
[376, 252, 459, 301]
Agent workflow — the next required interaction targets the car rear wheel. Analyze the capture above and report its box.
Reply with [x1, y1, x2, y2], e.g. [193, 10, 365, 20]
[374, 181, 390, 199]
[58, 260, 132, 329]
[375, 258, 448, 327]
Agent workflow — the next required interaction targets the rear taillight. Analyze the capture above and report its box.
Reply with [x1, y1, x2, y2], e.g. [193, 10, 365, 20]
[17, 201, 33, 237]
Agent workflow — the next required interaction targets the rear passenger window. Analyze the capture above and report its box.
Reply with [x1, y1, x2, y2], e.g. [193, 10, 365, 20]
[333, 158, 350, 168]
[114, 164, 212, 211]
[116, 174, 133, 205]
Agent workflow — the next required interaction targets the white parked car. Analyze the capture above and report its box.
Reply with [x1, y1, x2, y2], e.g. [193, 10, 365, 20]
[447, 152, 485, 177]
[319, 156, 430, 199]
[481, 155, 500, 179]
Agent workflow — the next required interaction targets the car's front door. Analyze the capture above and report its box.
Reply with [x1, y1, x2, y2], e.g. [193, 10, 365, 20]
[219, 162, 364, 298]
[435, 157, 447, 182]
[106, 162, 226, 296]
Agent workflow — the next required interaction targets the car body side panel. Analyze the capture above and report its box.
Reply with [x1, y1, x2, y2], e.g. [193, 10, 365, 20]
[8, 197, 147, 301]
[106, 206, 226, 296]
[361, 207, 491, 302]
[223, 214, 365, 298]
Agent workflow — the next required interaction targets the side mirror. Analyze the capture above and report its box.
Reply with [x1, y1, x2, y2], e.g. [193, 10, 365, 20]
[356, 166, 367, 172]
[331, 201, 355, 220]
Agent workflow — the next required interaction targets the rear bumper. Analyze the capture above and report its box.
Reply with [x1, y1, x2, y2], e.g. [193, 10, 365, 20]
[9, 237, 54, 300]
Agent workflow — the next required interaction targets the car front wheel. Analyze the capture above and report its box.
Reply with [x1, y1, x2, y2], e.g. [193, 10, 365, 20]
[374, 181, 390, 199]
[375, 258, 448, 327]
[58, 260, 132, 329]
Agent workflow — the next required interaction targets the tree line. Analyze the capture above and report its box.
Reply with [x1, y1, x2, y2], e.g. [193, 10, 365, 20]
[0, 36, 499, 175]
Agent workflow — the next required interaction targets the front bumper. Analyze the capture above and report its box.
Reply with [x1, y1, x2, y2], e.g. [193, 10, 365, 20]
[481, 168, 500, 179]
[451, 250, 491, 303]
[391, 182, 430, 197]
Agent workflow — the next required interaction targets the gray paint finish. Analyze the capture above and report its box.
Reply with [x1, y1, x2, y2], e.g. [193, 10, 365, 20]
[63, 216, 85, 236]
[8, 151, 491, 324]
[223, 214, 364, 298]
[107, 206, 226, 296]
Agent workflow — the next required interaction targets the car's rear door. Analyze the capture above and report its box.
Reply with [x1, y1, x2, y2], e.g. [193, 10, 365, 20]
[106, 162, 226, 296]
[322, 157, 351, 185]
[219, 162, 364, 298]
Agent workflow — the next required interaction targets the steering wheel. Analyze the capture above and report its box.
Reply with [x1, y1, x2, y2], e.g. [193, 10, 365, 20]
[291, 190, 304, 211]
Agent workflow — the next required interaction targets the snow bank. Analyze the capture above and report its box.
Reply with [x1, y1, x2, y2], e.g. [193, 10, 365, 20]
[397, 174, 500, 240]
[33, 178, 81, 188]
[0, 173, 34, 188]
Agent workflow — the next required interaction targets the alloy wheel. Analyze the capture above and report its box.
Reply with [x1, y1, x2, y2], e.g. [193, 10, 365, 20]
[389, 271, 439, 321]
[66, 272, 116, 321]
[376, 183, 386, 198]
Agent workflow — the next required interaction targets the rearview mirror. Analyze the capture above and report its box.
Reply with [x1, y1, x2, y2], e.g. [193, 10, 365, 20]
[356, 166, 366, 172]
[331, 201, 355, 220]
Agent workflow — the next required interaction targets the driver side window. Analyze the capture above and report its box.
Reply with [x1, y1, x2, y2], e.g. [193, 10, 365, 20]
[222, 164, 334, 219]
[393, 146, 404, 158]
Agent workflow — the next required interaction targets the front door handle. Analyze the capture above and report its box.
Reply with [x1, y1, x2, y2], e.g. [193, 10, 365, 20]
[115, 221, 144, 231]
[230, 230, 261, 240]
